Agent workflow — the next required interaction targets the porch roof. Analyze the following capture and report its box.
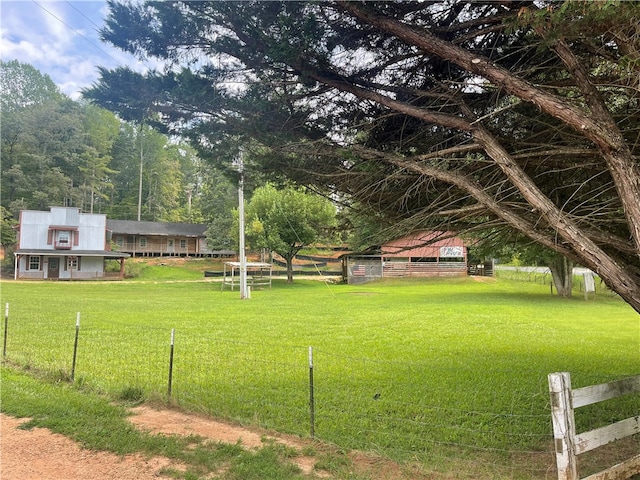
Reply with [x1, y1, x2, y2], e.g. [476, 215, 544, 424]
[14, 249, 130, 258]
[106, 220, 207, 237]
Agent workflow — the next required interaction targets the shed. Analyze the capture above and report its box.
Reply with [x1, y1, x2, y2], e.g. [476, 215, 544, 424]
[344, 231, 467, 284]
[381, 231, 467, 278]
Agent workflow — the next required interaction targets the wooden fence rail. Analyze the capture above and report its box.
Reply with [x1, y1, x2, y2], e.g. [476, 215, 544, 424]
[548, 372, 640, 480]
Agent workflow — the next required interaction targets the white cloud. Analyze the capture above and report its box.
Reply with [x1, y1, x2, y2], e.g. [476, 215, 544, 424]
[0, 35, 46, 64]
[39, 2, 77, 46]
[1, 1, 156, 99]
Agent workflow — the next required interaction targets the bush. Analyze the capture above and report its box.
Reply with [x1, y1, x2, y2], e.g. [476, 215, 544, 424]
[105, 259, 145, 278]
[1, 245, 15, 277]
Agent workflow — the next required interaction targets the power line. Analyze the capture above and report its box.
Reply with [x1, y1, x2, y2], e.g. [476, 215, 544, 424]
[64, 1, 102, 31]
[32, 0, 122, 66]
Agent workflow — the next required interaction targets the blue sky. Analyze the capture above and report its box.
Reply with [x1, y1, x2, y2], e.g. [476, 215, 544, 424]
[1, 0, 152, 99]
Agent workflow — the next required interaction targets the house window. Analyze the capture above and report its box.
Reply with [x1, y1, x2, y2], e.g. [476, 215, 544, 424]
[67, 256, 80, 270]
[57, 231, 70, 245]
[51, 229, 75, 249]
[28, 256, 41, 270]
[116, 236, 124, 248]
[180, 239, 187, 249]
[139, 237, 147, 248]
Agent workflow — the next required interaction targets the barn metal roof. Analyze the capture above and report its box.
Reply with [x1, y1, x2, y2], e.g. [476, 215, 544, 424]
[382, 231, 465, 257]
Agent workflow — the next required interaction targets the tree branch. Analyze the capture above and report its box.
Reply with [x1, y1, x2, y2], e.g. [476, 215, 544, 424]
[350, 145, 577, 259]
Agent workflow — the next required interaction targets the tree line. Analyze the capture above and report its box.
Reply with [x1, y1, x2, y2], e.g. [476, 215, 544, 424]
[0, 59, 239, 244]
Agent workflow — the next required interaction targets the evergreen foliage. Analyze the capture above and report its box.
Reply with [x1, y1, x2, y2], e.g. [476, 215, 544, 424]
[87, 1, 640, 311]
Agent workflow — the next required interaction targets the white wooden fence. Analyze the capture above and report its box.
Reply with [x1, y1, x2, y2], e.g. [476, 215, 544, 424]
[548, 372, 640, 480]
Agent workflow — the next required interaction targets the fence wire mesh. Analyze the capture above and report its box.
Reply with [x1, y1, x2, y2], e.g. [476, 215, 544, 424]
[3, 303, 636, 479]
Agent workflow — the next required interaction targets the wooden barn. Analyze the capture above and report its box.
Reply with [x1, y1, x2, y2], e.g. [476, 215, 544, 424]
[344, 231, 467, 284]
[106, 220, 234, 258]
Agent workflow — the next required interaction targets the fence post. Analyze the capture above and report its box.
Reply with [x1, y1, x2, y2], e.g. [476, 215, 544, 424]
[3, 303, 8, 359]
[548, 372, 578, 480]
[309, 346, 315, 439]
[71, 312, 80, 381]
[168, 329, 175, 399]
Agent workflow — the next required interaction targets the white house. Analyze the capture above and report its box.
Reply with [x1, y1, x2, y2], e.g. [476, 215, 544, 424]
[14, 207, 129, 280]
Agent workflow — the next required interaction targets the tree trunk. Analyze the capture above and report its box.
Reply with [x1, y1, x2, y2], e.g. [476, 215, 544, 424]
[286, 256, 294, 283]
[548, 257, 575, 298]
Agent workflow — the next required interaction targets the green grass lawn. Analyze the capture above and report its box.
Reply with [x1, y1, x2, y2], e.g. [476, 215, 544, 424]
[1, 273, 638, 479]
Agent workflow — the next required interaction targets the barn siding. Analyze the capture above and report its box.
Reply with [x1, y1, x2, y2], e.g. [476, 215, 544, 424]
[383, 261, 467, 277]
[345, 231, 469, 283]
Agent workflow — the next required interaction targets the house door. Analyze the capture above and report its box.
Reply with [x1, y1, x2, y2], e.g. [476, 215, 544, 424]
[48, 257, 60, 279]
[167, 238, 175, 254]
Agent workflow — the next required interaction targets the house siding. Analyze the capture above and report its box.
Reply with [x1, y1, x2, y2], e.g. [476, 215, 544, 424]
[107, 220, 231, 258]
[382, 260, 467, 278]
[113, 235, 199, 257]
[19, 208, 107, 251]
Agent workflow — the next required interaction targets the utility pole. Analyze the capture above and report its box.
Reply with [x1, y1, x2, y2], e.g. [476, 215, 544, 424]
[237, 151, 249, 299]
[137, 123, 144, 221]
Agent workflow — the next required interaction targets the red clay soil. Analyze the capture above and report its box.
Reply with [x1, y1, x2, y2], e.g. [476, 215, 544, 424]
[1, 406, 426, 480]
[1, 413, 175, 480]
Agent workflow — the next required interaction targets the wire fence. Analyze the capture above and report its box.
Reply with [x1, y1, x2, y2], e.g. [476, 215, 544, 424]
[2, 302, 635, 479]
[494, 268, 616, 297]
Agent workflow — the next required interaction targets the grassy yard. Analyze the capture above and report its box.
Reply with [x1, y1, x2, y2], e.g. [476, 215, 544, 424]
[1, 271, 638, 479]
